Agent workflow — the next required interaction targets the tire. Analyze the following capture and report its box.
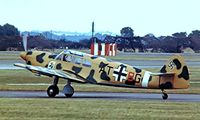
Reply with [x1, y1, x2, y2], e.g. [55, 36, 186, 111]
[162, 93, 168, 100]
[47, 85, 59, 98]
[65, 94, 73, 98]
[63, 85, 74, 98]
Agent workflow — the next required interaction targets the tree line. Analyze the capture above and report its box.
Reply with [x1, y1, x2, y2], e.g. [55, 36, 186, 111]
[101, 27, 200, 53]
[0, 23, 199, 53]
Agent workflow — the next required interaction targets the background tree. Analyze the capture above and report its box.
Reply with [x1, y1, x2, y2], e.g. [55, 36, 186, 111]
[172, 32, 187, 38]
[0, 23, 20, 50]
[119, 27, 134, 51]
[172, 32, 191, 52]
[143, 33, 160, 50]
[2, 23, 20, 36]
[159, 36, 180, 53]
[120, 27, 134, 38]
[0, 25, 4, 35]
[79, 39, 90, 49]
[188, 30, 200, 51]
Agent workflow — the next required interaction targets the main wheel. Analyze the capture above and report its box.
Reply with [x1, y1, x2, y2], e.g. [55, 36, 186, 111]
[63, 85, 74, 98]
[47, 85, 59, 98]
[162, 93, 168, 100]
[65, 93, 73, 98]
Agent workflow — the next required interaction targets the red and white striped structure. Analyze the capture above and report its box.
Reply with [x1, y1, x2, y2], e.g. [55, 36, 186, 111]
[91, 43, 117, 56]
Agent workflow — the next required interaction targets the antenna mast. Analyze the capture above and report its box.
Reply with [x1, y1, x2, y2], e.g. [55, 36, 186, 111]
[92, 21, 94, 38]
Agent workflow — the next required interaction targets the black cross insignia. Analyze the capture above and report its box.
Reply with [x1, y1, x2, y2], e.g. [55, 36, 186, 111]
[113, 64, 127, 82]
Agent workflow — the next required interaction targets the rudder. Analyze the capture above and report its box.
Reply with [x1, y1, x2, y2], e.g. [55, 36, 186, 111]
[160, 55, 189, 89]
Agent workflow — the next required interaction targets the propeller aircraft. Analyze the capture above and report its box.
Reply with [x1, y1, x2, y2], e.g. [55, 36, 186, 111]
[14, 49, 190, 99]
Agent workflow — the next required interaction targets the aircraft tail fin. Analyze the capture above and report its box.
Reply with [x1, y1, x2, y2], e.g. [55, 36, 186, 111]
[160, 54, 190, 89]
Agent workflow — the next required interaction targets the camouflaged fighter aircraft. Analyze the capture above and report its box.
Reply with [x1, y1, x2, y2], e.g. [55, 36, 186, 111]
[14, 50, 190, 99]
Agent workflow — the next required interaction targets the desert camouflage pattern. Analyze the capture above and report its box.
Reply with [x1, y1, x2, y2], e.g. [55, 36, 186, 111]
[16, 50, 190, 89]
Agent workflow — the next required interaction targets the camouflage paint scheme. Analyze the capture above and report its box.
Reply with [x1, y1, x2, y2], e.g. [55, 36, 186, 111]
[18, 50, 189, 90]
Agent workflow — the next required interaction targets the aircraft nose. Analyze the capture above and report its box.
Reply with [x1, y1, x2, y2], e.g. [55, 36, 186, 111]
[20, 52, 27, 61]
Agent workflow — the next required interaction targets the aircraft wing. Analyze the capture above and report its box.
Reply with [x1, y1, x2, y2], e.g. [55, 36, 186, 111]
[14, 63, 86, 83]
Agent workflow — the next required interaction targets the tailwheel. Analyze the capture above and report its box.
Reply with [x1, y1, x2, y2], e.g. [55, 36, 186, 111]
[161, 89, 168, 100]
[47, 85, 59, 98]
[63, 81, 74, 98]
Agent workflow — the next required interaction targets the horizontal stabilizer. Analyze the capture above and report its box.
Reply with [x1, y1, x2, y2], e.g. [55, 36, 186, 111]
[150, 72, 175, 76]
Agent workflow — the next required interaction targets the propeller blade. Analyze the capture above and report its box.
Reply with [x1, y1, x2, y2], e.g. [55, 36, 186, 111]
[22, 35, 27, 51]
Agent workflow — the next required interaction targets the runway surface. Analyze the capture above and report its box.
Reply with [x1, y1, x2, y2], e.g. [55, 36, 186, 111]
[0, 91, 200, 102]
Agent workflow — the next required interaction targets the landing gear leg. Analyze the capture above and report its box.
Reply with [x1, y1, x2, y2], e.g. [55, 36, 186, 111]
[47, 76, 59, 98]
[161, 89, 168, 100]
[63, 80, 74, 98]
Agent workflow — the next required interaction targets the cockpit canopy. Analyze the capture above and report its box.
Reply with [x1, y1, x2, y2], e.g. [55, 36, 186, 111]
[55, 50, 92, 67]
[55, 50, 87, 59]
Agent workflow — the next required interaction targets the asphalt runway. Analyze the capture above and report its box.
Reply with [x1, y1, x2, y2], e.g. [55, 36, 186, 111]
[0, 91, 200, 102]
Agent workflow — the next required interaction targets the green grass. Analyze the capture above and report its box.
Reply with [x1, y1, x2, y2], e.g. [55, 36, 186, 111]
[0, 98, 199, 120]
[0, 51, 20, 60]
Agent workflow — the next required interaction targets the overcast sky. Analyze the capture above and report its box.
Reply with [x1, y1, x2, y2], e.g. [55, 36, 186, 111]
[0, 0, 200, 36]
